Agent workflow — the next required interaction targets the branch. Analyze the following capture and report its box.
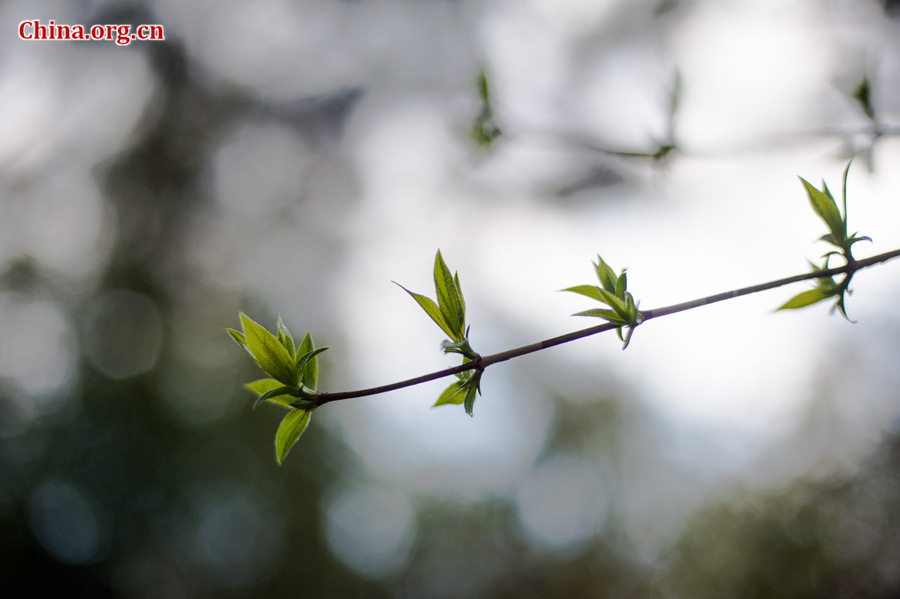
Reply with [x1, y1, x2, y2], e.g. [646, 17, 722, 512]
[315, 248, 900, 406]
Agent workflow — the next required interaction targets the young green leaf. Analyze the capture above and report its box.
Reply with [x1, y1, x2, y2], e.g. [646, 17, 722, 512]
[434, 380, 467, 407]
[296, 332, 321, 389]
[254, 385, 302, 409]
[463, 372, 482, 416]
[434, 251, 465, 341]
[296, 346, 329, 383]
[239, 313, 299, 386]
[615, 271, 627, 298]
[227, 328, 252, 355]
[245, 378, 283, 395]
[573, 308, 624, 322]
[396, 284, 456, 340]
[454, 272, 466, 313]
[275, 409, 312, 464]
[800, 178, 845, 243]
[595, 288, 629, 318]
[561, 285, 604, 301]
[594, 257, 618, 293]
[276, 314, 295, 358]
[245, 379, 296, 408]
[777, 287, 837, 311]
[841, 159, 852, 220]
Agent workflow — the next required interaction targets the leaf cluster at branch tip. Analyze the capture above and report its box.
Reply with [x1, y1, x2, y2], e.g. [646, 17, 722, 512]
[228, 313, 327, 463]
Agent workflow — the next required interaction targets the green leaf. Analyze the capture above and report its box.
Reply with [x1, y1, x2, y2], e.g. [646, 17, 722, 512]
[227, 328, 252, 355]
[620, 326, 635, 349]
[561, 285, 604, 301]
[289, 398, 316, 410]
[276, 314, 295, 358]
[240, 313, 299, 386]
[800, 178, 845, 242]
[254, 385, 302, 409]
[573, 308, 624, 322]
[476, 69, 490, 103]
[434, 380, 467, 407]
[245, 378, 294, 407]
[593, 256, 618, 293]
[397, 283, 456, 340]
[615, 271, 627, 298]
[832, 294, 854, 322]
[596, 288, 629, 318]
[275, 409, 312, 464]
[852, 76, 875, 121]
[470, 69, 502, 148]
[434, 251, 465, 341]
[777, 288, 836, 311]
[464, 383, 478, 416]
[296, 346, 328, 370]
[296, 332, 321, 389]
[454, 272, 466, 314]
[245, 378, 282, 395]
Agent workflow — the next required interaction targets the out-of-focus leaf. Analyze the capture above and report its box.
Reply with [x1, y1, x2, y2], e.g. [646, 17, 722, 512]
[615, 271, 627, 298]
[562, 285, 604, 301]
[853, 76, 875, 121]
[434, 380, 467, 407]
[777, 288, 836, 311]
[594, 256, 618, 293]
[573, 308, 623, 322]
[800, 178, 845, 242]
[275, 409, 312, 464]
[240, 313, 299, 386]
[470, 69, 502, 147]
[596, 288, 628, 317]
[620, 326, 635, 349]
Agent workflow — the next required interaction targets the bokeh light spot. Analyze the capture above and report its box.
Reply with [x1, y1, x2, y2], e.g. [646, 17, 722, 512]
[82, 289, 163, 379]
[324, 484, 416, 578]
[28, 478, 106, 565]
[515, 455, 610, 549]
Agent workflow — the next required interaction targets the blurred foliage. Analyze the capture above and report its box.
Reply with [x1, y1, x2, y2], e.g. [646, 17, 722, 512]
[668, 434, 900, 598]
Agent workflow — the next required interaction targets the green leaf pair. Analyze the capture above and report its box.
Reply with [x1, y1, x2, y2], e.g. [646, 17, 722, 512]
[228, 313, 328, 464]
[398, 251, 484, 415]
[434, 369, 483, 417]
[563, 255, 642, 349]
